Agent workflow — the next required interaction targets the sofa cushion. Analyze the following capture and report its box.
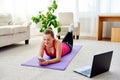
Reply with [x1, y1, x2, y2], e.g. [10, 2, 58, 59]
[0, 25, 27, 36]
[58, 12, 73, 25]
[11, 25, 27, 33]
[0, 13, 12, 26]
[0, 26, 13, 35]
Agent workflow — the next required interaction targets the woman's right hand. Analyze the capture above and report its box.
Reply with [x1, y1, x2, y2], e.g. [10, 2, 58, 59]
[38, 60, 49, 66]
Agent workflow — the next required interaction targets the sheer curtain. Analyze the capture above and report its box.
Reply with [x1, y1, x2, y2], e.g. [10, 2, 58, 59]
[1, 0, 120, 37]
[95, 0, 120, 38]
[57, 0, 98, 37]
[58, 0, 120, 37]
[0, 0, 51, 23]
[0, 0, 52, 36]
[79, 0, 120, 37]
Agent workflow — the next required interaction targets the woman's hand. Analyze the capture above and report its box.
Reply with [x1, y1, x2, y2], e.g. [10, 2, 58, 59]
[38, 60, 49, 66]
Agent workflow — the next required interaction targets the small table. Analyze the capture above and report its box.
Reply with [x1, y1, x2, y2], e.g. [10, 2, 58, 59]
[97, 15, 120, 40]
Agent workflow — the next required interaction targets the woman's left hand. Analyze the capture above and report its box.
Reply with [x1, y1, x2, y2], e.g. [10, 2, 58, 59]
[39, 60, 49, 66]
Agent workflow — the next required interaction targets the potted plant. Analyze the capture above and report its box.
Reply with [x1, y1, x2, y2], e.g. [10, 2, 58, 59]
[31, 0, 61, 33]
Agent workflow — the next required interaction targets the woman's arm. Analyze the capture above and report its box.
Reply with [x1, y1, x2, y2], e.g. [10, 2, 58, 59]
[38, 41, 45, 58]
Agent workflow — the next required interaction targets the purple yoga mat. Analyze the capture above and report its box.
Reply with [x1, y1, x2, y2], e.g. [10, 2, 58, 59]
[21, 45, 82, 71]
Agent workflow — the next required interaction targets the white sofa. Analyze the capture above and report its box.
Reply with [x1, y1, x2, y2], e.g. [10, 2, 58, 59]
[0, 13, 31, 47]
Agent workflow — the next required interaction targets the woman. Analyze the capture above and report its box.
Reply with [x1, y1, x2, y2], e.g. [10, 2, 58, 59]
[38, 24, 74, 66]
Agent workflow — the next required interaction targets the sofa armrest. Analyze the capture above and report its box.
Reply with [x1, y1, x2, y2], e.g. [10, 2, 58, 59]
[22, 22, 32, 28]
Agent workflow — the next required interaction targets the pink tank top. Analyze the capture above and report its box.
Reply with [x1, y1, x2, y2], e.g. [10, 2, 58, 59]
[44, 40, 70, 57]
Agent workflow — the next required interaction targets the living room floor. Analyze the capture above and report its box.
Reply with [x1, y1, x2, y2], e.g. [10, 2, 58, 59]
[0, 36, 120, 80]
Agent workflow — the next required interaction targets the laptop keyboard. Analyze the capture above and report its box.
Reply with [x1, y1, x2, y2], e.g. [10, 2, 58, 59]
[81, 69, 91, 75]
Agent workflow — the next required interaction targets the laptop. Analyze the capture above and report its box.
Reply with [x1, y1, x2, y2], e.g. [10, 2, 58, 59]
[73, 51, 113, 78]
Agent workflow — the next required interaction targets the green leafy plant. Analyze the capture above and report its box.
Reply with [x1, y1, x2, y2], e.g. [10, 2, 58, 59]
[31, 0, 61, 33]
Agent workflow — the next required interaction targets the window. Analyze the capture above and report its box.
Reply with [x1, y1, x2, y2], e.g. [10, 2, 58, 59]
[78, 0, 95, 12]
[57, 0, 75, 12]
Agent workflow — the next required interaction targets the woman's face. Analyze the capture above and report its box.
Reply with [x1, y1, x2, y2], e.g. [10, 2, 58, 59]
[43, 34, 54, 47]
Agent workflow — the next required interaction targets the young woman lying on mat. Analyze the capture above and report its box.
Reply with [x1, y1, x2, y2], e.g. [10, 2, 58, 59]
[38, 23, 74, 66]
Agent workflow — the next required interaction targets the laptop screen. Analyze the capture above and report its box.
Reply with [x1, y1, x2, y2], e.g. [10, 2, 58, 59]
[90, 51, 113, 77]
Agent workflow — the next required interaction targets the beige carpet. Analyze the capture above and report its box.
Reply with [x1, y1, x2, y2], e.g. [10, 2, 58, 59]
[0, 36, 120, 80]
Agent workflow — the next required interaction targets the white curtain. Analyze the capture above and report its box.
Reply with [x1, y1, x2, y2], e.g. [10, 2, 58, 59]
[58, 0, 120, 37]
[0, 0, 51, 23]
[0, 0, 52, 36]
[1, 0, 120, 37]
